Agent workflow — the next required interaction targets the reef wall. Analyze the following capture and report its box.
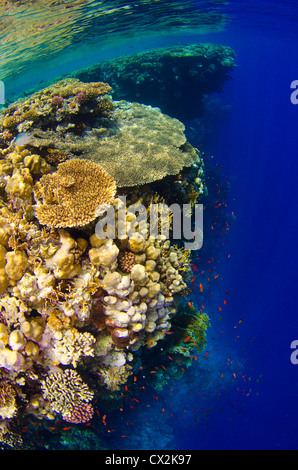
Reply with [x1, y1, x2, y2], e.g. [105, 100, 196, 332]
[0, 78, 210, 448]
[72, 43, 235, 119]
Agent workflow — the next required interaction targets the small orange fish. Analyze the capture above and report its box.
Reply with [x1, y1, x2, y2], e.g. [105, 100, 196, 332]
[214, 275, 219, 279]
[190, 275, 197, 283]
[63, 426, 71, 431]
[199, 284, 203, 292]
[184, 335, 191, 343]
[188, 301, 193, 308]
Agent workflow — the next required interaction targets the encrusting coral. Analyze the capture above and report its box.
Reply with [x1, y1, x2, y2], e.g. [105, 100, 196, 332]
[34, 158, 116, 228]
[0, 78, 209, 445]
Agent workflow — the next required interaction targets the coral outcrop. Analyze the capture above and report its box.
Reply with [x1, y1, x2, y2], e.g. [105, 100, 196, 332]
[0, 78, 210, 446]
[72, 43, 236, 119]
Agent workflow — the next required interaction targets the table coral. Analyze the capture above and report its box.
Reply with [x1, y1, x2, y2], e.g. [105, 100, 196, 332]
[34, 158, 116, 228]
[80, 101, 199, 187]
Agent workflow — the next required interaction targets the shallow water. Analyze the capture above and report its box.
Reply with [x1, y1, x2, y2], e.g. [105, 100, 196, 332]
[0, 0, 298, 452]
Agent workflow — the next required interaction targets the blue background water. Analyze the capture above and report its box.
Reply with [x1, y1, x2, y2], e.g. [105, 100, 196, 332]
[132, 4, 298, 450]
[176, 28, 298, 449]
[2, 0, 298, 451]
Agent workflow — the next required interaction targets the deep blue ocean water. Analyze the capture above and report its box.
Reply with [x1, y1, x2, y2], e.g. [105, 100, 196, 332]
[1, 0, 298, 451]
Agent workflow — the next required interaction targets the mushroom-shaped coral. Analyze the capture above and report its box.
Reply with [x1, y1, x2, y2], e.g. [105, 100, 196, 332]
[34, 158, 116, 228]
[41, 369, 94, 423]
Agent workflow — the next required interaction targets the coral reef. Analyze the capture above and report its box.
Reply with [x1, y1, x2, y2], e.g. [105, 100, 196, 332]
[72, 43, 235, 119]
[26, 98, 201, 188]
[0, 78, 210, 447]
[0, 380, 17, 419]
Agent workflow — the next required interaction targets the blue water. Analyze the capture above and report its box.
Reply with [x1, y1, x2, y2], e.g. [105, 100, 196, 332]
[177, 29, 298, 449]
[2, 0, 298, 451]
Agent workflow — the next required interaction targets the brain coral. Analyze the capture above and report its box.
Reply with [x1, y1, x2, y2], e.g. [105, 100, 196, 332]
[41, 369, 94, 423]
[33, 158, 116, 228]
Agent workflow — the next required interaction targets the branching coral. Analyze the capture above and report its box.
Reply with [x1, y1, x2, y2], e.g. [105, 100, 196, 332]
[0, 380, 17, 419]
[0, 78, 112, 135]
[44, 327, 96, 367]
[34, 158, 116, 228]
[99, 364, 133, 391]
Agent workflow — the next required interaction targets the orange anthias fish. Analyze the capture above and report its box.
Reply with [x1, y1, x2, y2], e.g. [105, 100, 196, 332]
[199, 284, 203, 292]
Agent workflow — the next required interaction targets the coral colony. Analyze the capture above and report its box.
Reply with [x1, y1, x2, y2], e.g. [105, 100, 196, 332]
[0, 77, 210, 447]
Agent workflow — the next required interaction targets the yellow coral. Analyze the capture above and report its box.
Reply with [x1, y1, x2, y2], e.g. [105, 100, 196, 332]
[100, 364, 133, 391]
[50, 79, 112, 99]
[34, 158, 116, 228]
[5, 168, 33, 200]
[0, 381, 17, 419]
[46, 229, 87, 279]
[0, 245, 9, 294]
[41, 369, 94, 420]
[5, 249, 28, 281]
